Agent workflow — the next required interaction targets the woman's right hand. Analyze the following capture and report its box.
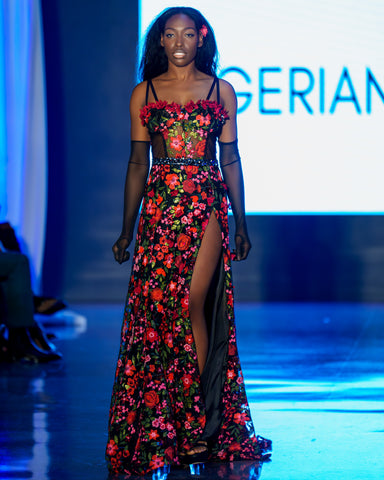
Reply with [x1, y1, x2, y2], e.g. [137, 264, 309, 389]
[112, 235, 132, 264]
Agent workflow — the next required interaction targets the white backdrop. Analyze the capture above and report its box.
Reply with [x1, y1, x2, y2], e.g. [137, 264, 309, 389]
[140, 0, 384, 213]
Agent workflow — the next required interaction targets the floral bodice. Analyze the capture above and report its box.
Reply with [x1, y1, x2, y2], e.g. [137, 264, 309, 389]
[140, 100, 229, 160]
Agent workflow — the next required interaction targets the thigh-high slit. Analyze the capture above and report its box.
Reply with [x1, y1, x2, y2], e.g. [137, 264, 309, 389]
[189, 212, 222, 375]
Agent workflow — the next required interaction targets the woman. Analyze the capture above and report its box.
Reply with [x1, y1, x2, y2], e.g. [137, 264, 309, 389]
[107, 7, 271, 476]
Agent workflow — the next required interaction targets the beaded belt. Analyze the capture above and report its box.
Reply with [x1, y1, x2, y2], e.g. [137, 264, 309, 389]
[152, 157, 218, 167]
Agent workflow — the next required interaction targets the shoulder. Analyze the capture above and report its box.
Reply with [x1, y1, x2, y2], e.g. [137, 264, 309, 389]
[218, 78, 237, 113]
[218, 78, 236, 101]
[130, 81, 148, 111]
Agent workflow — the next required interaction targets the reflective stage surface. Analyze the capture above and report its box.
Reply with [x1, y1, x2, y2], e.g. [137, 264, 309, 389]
[1, 303, 383, 480]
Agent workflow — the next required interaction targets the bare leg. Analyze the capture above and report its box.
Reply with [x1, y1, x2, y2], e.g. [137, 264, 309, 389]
[184, 213, 222, 457]
[189, 213, 222, 375]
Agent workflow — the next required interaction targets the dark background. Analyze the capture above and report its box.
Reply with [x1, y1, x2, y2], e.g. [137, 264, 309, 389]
[40, 0, 384, 303]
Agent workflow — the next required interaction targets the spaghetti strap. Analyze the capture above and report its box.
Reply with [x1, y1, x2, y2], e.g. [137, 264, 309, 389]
[145, 80, 150, 104]
[216, 77, 220, 104]
[206, 76, 217, 101]
[146, 79, 158, 103]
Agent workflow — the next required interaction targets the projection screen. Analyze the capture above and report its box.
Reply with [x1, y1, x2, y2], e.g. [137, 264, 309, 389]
[140, 0, 384, 213]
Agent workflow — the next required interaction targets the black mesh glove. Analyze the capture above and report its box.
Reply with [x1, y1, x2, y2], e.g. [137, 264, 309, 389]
[219, 140, 251, 261]
[112, 141, 150, 264]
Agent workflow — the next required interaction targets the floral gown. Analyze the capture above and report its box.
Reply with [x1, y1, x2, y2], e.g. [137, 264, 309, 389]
[106, 77, 271, 476]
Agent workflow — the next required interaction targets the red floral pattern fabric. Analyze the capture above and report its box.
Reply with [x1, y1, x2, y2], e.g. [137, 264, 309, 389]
[139, 99, 229, 159]
[106, 100, 271, 476]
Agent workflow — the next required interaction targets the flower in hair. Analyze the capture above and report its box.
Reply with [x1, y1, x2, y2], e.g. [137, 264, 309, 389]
[199, 24, 208, 37]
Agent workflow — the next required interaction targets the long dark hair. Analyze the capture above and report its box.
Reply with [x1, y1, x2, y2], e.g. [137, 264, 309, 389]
[139, 7, 218, 81]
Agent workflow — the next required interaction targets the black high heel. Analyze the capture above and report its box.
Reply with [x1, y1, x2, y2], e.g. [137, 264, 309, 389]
[27, 321, 59, 353]
[3, 325, 62, 363]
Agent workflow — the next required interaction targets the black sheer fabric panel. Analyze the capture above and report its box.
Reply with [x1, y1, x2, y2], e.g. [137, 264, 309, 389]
[150, 133, 167, 159]
[219, 140, 247, 232]
[120, 140, 150, 241]
[205, 135, 217, 160]
[201, 259, 229, 441]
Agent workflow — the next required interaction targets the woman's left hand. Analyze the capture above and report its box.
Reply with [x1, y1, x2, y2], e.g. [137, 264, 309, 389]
[232, 231, 252, 261]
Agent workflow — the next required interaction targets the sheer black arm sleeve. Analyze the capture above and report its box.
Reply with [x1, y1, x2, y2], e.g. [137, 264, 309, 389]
[112, 140, 150, 264]
[219, 140, 251, 261]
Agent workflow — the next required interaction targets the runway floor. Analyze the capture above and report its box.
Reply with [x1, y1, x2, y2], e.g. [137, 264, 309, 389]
[0, 302, 383, 480]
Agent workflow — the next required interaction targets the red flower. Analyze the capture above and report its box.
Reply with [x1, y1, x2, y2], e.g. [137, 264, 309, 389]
[184, 101, 195, 113]
[166, 118, 175, 127]
[149, 454, 164, 469]
[175, 255, 184, 273]
[196, 114, 211, 126]
[234, 412, 248, 425]
[174, 204, 184, 217]
[146, 200, 157, 215]
[228, 442, 242, 452]
[126, 411, 136, 424]
[164, 446, 175, 461]
[177, 233, 191, 251]
[149, 207, 162, 225]
[151, 288, 163, 301]
[124, 360, 136, 376]
[164, 254, 173, 268]
[155, 100, 168, 109]
[106, 439, 118, 457]
[199, 24, 208, 37]
[167, 102, 182, 115]
[156, 267, 166, 277]
[110, 457, 122, 471]
[170, 135, 185, 151]
[165, 173, 180, 190]
[182, 373, 193, 389]
[186, 412, 194, 422]
[227, 369, 235, 380]
[181, 296, 189, 310]
[160, 235, 173, 247]
[198, 415, 206, 427]
[139, 106, 151, 126]
[185, 165, 198, 174]
[185, 334, 194, 344]
[144, 390, 159, 408]
[194, 140, 206, 156]
[183, 179, 195, 193]
[146, 328, 158, 343]
[149, 429, 159, 440]
[165, 332, 173, 348]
